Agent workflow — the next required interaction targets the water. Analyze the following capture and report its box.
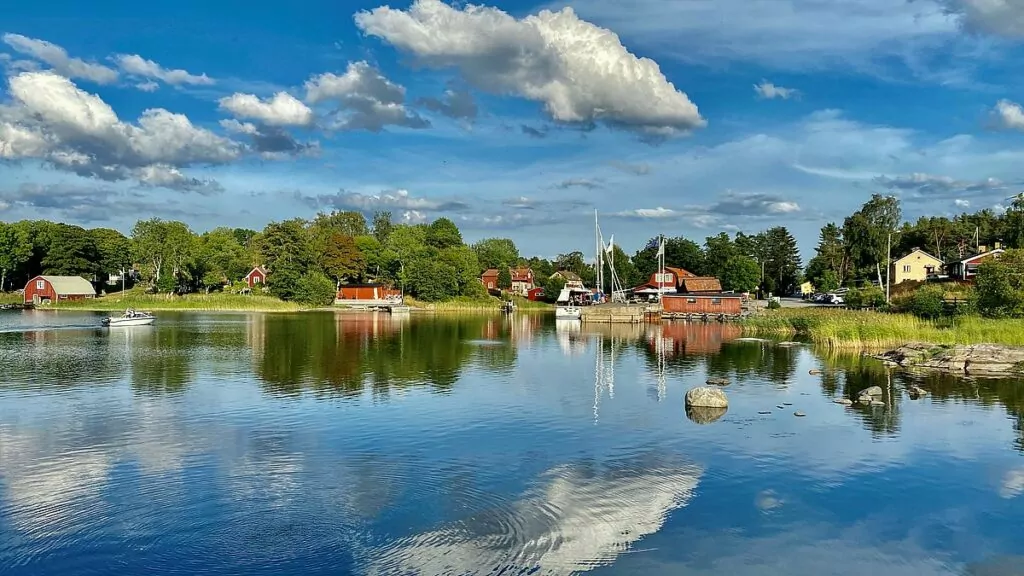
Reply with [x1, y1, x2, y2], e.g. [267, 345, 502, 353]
[1, 310, 1023, 575]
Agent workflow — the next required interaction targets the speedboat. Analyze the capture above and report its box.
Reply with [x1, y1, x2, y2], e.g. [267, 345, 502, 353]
[102, 309, 155, 327]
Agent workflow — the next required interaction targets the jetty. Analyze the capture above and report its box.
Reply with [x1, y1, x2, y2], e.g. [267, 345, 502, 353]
[580, 303, 659, 324]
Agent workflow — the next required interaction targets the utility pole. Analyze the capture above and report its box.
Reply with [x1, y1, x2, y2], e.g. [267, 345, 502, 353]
[886, 232, 893, 304]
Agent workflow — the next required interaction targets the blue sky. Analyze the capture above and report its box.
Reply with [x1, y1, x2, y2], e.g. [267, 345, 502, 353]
[2, 0, 1024, 259]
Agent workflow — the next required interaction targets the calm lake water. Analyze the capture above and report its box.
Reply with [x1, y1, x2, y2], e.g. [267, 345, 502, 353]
[2, 310, 1024, 575]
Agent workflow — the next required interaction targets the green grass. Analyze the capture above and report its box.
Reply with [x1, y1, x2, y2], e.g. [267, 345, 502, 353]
[742, 308, 1024, 349]
[0, 292, 23, 305]
[405, 295, 552, 313]
[47, 289, 302, 312]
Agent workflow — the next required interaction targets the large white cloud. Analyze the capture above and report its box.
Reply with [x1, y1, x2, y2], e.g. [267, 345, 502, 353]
[115, 54, 214, 86]
[994, 99, 1024, 131]
[354, 0, 704, 136]
[0, 71, 239, 190]
[219, 92, 314, 127]
[305, 61, 428, 131]
[1, 33, 119, 84]
[947, 0, 1024, 37]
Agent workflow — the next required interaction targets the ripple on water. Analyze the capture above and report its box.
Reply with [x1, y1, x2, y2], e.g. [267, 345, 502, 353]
[366, 459, 704, 576]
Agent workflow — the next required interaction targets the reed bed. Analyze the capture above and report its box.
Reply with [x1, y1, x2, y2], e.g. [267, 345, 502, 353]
[742, 308, 1024, 349]
[0, 292, 22, 305]
[406, 295, 552, 313]
[51, 292, 302, 312]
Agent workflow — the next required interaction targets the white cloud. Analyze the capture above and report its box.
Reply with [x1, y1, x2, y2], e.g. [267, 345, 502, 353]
[946, 0, 1024, 37]
[754, 80, 799, 100]
[115, 54, 214, 86]
[219, 119, 259, 135]
[994, 99, 1024, 131]
[0, 71, 240, 188]
[401, 210, 428, 224]
[137, 164, 223, 194]
[219, 92, 314, 127]
[304, 61, 428, 131]
[1, 33, 119, 84]
[355, 0, 705, 135]
[135, 80, 159, 92]
[301, 188, 470, 212]
[613, 207, 680, 219]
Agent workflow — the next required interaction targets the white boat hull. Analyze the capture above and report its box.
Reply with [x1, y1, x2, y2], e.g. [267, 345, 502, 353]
[555, 306, 582, 319]
[103, 316, 155, 327]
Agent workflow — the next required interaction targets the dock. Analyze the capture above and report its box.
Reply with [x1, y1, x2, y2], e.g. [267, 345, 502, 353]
[333, 299, 410, 313]
[0, 303, 33, 311]
[580, 303, 659, 324]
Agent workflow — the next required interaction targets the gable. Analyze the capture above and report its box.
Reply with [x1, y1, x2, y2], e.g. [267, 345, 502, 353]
[896, 250, 943, 265]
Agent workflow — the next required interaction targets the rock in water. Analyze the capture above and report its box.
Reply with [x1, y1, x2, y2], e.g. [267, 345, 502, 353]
[794, 411, 806, 417]
[809, 369, 823, 375]
[875, 343, 1024, 376]
[871, 400, 885, 406]
[685, 386, 729, 408]
[706, 377, 731, 386]
[686, 405, 728, 424]
[858, 396, 873, 405]
[860, 386, 883, 396]
[908, 385, 928, 398]
[834, 398, 853, 405]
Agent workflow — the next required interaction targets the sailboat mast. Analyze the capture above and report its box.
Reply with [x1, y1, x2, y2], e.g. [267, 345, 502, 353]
[595, 209, 603, 294]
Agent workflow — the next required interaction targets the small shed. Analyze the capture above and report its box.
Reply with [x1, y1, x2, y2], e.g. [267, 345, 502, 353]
[337, 283, 401, 300]
[662, 293, 743, 315]
[527, 287, 545, 301]
[245, 266, 268, 289]
[24, 275, 96, 304]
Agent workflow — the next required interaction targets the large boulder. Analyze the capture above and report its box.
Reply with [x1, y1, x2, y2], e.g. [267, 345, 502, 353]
[875, 343, 1024, 376]
[860, 386, 883, 397]
[686, 405, 728, 424]
[685, 386, 729, 409]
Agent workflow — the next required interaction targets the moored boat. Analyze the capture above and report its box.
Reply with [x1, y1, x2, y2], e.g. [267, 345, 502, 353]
[102, 309, 155, 327]
[555, 305, 582, 319]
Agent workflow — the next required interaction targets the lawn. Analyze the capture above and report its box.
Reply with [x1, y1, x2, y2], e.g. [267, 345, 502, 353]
[48, 289, 303, 312]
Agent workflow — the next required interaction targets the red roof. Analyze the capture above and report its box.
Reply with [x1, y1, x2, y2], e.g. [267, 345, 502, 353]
[481, 269, 499, 279]
[511, 268, 533, 282]
[246, 266, 267, 278]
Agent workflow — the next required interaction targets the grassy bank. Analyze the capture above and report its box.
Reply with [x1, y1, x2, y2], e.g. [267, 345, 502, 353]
[0, 292, 22, 305]
[743, 308, 1024, 349]
[48, 291, 303, 312]
[405, 295, 552, 313]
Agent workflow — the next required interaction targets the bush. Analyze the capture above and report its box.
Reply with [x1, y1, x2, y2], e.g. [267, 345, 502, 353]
[767, 299, 781, 310]
[293, 272, 336, 306]
[845, 285, 886, 309]
[909, 285, 945, 319]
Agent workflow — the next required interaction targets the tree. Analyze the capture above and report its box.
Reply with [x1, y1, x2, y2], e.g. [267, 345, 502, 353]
[293, 272, 337, 306]
[605, 244, 639, 291]
[540, 274, 566, 303]
[438, 245, 481, 296]
[720, 255, 760, 292]
[91, 228, 133, 282]
[909, 284, 946, 319]
[354, 235, 382, 281]
[473, 238, 519, 270]
[41, 224, 98, 277]
[408, 259, 459, 301]
[497, 267, 512, 290]
[703, 233, 737, 279]
[131, 218, 195, 285]
[372, 211, 394, 244]
[975, 249, 1024, 318]
[0, 222, 31, 292]
[311, 210, 369, 238]
[843, 194, 901, 283]
[817, 269, 840, 293]
[762, 226, 802, 295]
[322, 234, 365, 286]
[258, 218, 315, 300]
[426, 217, 463, 250]
[196, 228, 250, 290]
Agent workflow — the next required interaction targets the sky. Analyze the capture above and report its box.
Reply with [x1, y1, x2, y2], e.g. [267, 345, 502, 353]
[2, 0, 1024, 260]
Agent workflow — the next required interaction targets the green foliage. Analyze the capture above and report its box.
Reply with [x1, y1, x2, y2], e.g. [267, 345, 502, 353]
[473, 238, 520, 269]
[767, 299, 781, 310]
[41, 223, 98, 276]
[372, 211, 394, 244]
[497, 267, 512, 290]
[322, 233, 365, 285]
[540, 274, 566, 303]
[293, 272, 337, 306]
[909, 284, 946, 319]
[762, 226, 802, 295]
[817, 270, 840, 293]
[720, 255, 760, 292]
[408, 259, 459, 301]
[703, 232, 738, 279]
[258, 218, 315, 300]
[845, 285, 886, 309]
[438, 245, 481, 296]
[196, 227, 250, 287]
[975, 249, 1024, 318]
[0, 222, 32, 291]
[426, 217, 463, 249]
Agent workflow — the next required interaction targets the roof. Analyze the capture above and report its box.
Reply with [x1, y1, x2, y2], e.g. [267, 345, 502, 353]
[960, 248, 1005, 265]
[894, 248, 943, 264]
[36, 275, 95, 295]
[510, 267, 533, 281]
[665, 267, 697, 279]
[680, 277, 723, 293]
[481, 268, 499, 278]
[247, 266, 267, 277]
[338, 283, 394, 288]
[552, 270, 581, 282]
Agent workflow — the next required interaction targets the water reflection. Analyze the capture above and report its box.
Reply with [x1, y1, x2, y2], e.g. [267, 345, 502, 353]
[368, 457, 703, 575]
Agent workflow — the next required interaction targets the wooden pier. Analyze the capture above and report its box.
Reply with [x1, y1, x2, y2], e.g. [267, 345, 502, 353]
[0, 303, 33, 311]
[580, 303, 659, 324]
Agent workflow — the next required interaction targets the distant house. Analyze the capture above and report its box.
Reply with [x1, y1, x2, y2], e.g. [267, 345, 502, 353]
[527, 287, 545, 301]
[550, 270, 585, 289]
[337, 283, 401, 301]
[890, 248, 944, 285]
[949, 247, 1005, 281]
[510, 268, 535, 296]
[631, 267, 698, 296]
[661, 276, 742, 316]
[24, 275, 96, 304]
[245, 266, 268, 289]
[480, 269, 499, 291]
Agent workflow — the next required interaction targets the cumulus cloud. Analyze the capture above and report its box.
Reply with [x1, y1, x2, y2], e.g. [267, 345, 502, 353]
[610, 192, 800, 227]
[0, 71, 240, 189]
[137, 164, 224, 194]
[218, 119, 316, 158]
[754, 80, 799, 100]
[114, 54, 214, 86]
[354, 0, 705, 136]
[304, 61, 428, 131]
[994, 99, 1024, 131]
[0, 182, 214, 222]
[418, 87, 478, 120]
[944, 0, 1024, 37]
[219, 92, 313, 127]
[2, 33, 118, 84]
[301, 188, 469, 212]
[135, 80, 159, 92]
[955, 198, 971, 207]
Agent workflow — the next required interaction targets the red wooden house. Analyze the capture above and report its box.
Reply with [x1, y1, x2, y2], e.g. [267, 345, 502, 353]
[661, 277, 743, 316]
[24, 275, 96, 304]
[949, 247, 1004, 280]
[527, 287, 545, 301]
[480, 269, 499, 291]
[632, 266, 698, 296]
[245, 266, 268, 289]
[510, 268, 535, 296]
[336, 283, 401, 300]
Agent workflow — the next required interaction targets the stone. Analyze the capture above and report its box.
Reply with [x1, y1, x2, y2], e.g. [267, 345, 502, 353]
[758, 411, 772, 415]
[794, 411, 806, 417]
[860, 386, 883, 396]
[809, 369, 823, 375]
[706, 377, 731, 387]
[874, 343, 1024, 376]
[858, 396, 873, 405]
[783, 402, 793, 406]
[834, 398, 853, 405]
[871, 400, 885, 406]
[908, 385, 929, 398]
[685, 386, 729, 409]
[686, 405, 728, 424]
[777, 405, 785, 409]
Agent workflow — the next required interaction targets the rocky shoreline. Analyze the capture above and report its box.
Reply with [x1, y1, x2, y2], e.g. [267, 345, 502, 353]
[872, 342, 1024, 376]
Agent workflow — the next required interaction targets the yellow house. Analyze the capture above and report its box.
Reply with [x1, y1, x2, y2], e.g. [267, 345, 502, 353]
[890, 248, 943, 285]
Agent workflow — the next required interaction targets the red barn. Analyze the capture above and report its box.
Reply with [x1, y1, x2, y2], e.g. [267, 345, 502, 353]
[527, 287, 545, 301]
[336, 283, 401, 300]
[245, 266, 268, 289]
[24, 275, 96, 304]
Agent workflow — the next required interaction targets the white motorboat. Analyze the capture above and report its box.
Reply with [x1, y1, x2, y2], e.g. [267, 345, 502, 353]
[555, 305, 582, 319]
[102, 309, 155, 327]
